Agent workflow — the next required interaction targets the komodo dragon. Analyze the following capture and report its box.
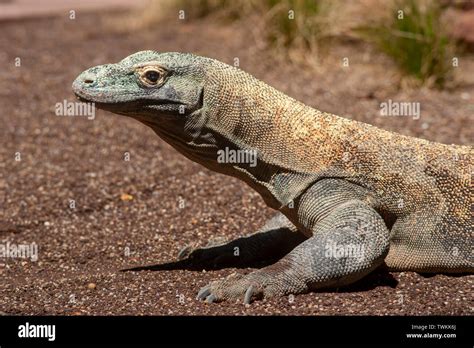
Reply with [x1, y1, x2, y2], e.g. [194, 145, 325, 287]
[72, 51, 473, 304]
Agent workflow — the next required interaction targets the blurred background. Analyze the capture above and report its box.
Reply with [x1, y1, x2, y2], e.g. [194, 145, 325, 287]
[0, 0, 472, 315]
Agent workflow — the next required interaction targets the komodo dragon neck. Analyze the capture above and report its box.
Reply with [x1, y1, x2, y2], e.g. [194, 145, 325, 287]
[142, 61, 357, 209]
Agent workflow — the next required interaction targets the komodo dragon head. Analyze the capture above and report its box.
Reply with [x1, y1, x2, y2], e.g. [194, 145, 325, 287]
[73, 51, 205, 129]
[72, 51, 256, 169]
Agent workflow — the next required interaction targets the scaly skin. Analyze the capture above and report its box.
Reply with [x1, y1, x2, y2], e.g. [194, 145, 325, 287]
[73, 51, 473, 304]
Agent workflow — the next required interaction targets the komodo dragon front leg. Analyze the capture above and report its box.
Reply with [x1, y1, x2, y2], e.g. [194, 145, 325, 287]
[177, 213, 307, 269]
[197, 180, 391, 304]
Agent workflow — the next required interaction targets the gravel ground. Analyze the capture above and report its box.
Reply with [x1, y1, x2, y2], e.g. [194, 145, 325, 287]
[0, 11, 472, 315]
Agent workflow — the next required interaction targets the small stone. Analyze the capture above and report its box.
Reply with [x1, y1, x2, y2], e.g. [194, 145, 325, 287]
[87, 283, 96, 290]
[120, 193, 133, 201]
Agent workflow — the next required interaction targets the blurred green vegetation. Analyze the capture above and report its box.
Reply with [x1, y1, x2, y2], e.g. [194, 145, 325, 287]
[261, 0, 328, 49]
[150, 0, 457, 88]
[356, 0, 454, 87]
[174, 0, 332, 49]
[177, 0, 242, 19]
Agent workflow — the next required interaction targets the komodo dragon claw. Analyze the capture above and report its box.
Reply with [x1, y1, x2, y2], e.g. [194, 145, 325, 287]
[196, 272, 269, 304]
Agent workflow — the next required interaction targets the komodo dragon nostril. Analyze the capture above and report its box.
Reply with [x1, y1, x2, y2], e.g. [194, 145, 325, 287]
[82, 73, 95, 84]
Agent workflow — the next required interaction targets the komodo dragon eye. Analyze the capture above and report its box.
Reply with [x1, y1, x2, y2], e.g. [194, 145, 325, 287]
[145, 70, 160, 83]
[137, 66, 166, 86]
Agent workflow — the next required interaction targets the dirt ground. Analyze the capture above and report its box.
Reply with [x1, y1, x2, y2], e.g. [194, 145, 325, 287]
[0, 10, 472, 315]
